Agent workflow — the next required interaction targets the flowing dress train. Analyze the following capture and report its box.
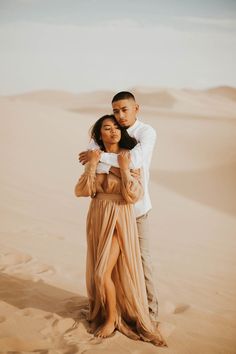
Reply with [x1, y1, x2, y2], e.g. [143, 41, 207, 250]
[75, 162, 167, 346]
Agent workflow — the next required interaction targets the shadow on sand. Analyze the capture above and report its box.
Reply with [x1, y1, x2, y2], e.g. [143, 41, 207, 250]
[0, 272, 89, 325]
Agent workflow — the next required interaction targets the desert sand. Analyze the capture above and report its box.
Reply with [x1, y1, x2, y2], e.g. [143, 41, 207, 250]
[0, 87, 236, 353]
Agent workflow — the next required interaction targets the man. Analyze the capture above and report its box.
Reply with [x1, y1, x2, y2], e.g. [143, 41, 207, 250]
[79, 91, 158, 324]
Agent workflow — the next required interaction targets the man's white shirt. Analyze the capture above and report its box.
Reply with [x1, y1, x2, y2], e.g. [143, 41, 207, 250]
[87, 119, 156, 218]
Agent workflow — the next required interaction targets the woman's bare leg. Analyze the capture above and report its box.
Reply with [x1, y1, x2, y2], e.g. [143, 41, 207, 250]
[96, 233, 120, 338]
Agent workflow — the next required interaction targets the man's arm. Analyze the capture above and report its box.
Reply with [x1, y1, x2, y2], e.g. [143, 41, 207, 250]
[129, 126, 156, 169]
[79, 139, 111, 174]
[79, 139, 98, 164]
[100, 126, 156, 169]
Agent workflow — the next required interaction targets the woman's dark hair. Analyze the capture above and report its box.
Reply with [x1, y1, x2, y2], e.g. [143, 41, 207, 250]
[90, 114, 137, 151]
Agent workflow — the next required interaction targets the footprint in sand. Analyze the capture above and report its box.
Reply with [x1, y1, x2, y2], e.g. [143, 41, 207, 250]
[164, 301, 190, 314]
[63, 323, 102, 346]
[0, 252, 32, 269]
[30, 263, 56, 275]
[20, 309, 33, 317]
[44, 313, 55, 320]
[40, 318, 76, 339]
[174, 304, 190, 314]
[54, 318, 76, 333]
[0, 316, 6, 323]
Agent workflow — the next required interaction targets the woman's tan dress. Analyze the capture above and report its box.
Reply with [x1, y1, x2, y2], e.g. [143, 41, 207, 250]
[75, 162, 166, 346]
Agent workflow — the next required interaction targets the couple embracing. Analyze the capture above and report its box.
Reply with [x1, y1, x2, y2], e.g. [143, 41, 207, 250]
[74, 91, 167, 347]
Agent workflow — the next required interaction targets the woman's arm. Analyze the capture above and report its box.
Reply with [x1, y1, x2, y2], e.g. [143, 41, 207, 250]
[74, 150, 100, 197]
[118, 151, 143, 203]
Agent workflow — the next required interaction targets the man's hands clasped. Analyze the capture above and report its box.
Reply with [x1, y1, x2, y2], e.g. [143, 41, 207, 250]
[78, 149, 140, 180]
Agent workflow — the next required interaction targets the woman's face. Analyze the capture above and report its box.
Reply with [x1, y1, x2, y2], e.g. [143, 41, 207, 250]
[100, 118, 121, 145]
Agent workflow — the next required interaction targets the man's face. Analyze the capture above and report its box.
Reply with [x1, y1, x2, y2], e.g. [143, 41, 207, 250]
[112, 99, 139, 128]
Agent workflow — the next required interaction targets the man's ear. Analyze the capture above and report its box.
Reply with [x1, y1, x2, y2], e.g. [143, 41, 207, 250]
[135, 103, 140, 113]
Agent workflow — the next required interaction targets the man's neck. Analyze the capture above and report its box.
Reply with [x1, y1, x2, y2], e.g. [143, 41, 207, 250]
[126, 118, 137, 129]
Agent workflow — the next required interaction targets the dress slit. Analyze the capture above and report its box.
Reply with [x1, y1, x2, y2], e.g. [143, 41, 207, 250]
[75, 169, 167, 346]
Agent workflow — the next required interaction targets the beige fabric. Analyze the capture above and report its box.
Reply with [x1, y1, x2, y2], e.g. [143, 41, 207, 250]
[136, 212, 159, 321]
[74, 162, 166, 346]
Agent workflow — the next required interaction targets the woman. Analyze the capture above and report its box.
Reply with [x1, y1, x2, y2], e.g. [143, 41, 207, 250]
[74, 115, 167, 347]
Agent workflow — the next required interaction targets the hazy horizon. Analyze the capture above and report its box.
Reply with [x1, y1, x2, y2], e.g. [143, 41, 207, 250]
[0, 0, 236, 95]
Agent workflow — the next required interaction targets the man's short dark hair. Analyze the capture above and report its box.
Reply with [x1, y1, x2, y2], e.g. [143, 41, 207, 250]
[112, 91, 136, 103]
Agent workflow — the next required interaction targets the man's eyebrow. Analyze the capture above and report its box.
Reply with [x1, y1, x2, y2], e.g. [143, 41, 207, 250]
[113, 106, 128, 110]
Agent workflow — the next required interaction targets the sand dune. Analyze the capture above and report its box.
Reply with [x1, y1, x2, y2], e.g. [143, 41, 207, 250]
[7, 86, 236, 117]
[153, 161, 236, 216]
[207, 86, 236, 101]
[1, 88, 236, 353]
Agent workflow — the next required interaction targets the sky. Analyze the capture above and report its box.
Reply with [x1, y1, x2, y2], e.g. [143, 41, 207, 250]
[0, 0, 236, 95]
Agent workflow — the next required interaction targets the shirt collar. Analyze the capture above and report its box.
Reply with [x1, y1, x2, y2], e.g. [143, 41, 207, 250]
[127, 118, 139, 133]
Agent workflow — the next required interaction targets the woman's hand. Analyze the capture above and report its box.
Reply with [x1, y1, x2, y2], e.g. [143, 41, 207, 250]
[87, 149, 101, 165]
[118, 150, 131, 170]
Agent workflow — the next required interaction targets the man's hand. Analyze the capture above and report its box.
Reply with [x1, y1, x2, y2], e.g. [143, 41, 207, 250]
[78, 151, 89, 165]
[118, 150, 131, 170]
[130, 169, 141, 181]
[87, 149, 101, 164]
[79, 150, 101, 165]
